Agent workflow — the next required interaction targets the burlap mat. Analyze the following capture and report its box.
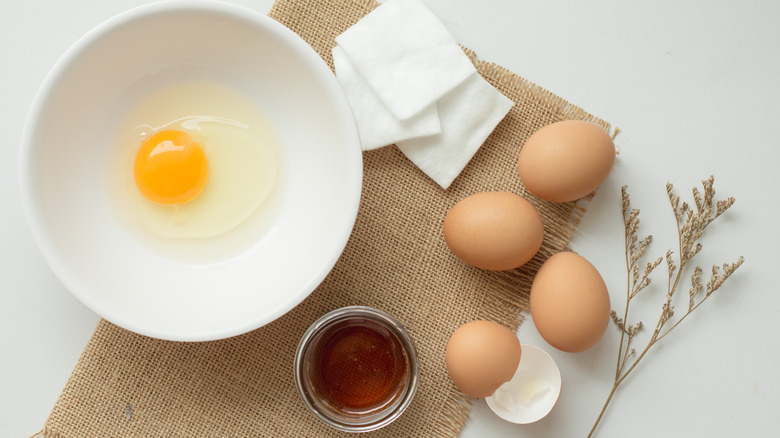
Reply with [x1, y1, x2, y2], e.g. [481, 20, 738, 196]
[41, 0, 612, 437]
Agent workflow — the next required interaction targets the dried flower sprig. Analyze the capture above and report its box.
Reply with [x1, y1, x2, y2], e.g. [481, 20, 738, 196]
[588, 176, 744, 437]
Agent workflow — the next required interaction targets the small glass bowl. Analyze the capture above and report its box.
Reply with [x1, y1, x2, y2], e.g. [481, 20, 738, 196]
[294, 306, 419, 432]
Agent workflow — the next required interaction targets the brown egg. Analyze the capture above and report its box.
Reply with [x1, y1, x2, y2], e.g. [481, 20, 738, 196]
[445, 320, 522, 398]
[443, 192, 543, 271]
[517, 120, 615, 203]
[530, 252, 610, 353]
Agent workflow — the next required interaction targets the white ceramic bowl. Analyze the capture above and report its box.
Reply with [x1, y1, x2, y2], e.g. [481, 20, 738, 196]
[20, 0, 362, 341]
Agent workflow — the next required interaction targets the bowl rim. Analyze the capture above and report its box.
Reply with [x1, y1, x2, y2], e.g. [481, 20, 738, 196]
[19, 0, 363, 341]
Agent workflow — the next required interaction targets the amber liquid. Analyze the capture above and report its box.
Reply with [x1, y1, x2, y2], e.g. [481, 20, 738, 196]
[310, 319, 408, 414]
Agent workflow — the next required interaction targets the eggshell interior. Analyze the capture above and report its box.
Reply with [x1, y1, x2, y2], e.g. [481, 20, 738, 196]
[485, 344, 562, 424]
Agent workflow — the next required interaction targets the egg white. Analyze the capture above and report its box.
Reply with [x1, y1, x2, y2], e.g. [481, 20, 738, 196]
[107, 81, 282, 261]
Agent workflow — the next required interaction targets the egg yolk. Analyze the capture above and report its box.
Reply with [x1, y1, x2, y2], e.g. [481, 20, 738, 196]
[133, 130, 208, 205]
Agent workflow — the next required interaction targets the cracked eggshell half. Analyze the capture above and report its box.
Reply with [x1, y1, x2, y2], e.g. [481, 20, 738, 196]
[486, 344, 562, 424]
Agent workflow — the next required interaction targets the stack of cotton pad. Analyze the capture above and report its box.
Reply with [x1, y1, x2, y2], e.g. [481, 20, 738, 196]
[333, 0, 514, 189]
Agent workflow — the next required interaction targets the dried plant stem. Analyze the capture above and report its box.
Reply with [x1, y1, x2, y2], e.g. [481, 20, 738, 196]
[587, 177, 743, 437]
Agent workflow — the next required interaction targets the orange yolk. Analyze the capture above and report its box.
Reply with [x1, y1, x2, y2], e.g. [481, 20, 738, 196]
[133, 130, 208, 205]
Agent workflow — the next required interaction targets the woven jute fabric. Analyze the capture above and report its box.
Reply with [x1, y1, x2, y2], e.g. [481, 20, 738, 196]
[41, 0, 611, 437]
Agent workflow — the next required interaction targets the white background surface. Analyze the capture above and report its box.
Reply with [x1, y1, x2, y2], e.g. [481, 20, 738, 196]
[2, 0, 778, 437]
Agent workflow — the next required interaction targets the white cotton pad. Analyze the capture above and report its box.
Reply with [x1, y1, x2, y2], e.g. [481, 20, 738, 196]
[332, 46, 441, 151]
[335, 0, 476, 120]
[396, 73, 514, 189]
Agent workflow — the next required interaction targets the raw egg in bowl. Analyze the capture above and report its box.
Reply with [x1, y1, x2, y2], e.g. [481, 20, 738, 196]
[20, 1, 362, 341]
